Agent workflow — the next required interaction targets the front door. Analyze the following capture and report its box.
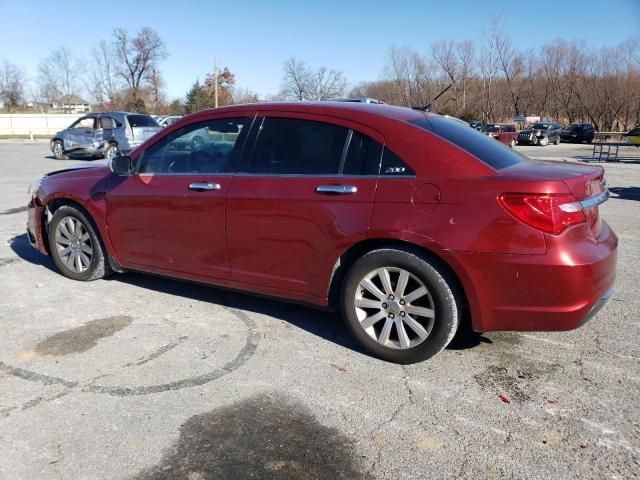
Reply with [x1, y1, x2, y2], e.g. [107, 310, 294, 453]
[67, 116, 96, 153]
[226, 114, 382, 299]
[105, 116, 254, 280]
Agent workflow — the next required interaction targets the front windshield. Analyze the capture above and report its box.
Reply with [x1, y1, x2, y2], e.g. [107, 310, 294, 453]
[532, 123, 550, 130]
[482, 125, 499, 133]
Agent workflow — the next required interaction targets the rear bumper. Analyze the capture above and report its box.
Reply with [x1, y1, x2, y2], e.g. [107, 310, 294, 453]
[453, 221, 618, 332]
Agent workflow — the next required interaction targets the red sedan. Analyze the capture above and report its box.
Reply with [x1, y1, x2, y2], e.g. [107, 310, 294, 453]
[27, 102, 617, 363]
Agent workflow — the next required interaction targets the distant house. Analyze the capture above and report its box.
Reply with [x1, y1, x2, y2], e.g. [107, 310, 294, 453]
[51, 95, 91, 114]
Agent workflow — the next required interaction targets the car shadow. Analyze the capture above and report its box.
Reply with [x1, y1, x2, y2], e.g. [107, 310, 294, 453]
[44, 154, 100, 161]
[609, 186, 640, 201]
[10, 232, 485, 357]
[9, 233, 57, 273]
[576, 155, 640, 164]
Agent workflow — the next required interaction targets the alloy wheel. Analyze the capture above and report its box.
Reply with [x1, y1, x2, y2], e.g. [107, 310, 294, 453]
[54, 216, 93, 273]
[354, 267, 435, 349]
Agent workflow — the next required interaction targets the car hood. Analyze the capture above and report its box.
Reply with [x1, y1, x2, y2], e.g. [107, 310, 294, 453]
[44, 160, 110, 179]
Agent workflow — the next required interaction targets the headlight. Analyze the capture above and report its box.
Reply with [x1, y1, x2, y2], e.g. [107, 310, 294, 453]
[28, 176, 44, 195]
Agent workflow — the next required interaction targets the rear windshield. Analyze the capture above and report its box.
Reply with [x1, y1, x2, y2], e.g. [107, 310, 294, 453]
[127, 115, 159, 127]
[410, 116, 525, 170]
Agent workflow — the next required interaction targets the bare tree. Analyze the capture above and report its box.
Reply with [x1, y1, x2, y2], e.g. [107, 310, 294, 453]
[280, 57, 347, 100]
[87, 40, 119, 104]
[232, 87, 259, 104]
[280, 57, 312, 100]
[112, 27, 167, 110]
[311, 66, 347, 100]
[431, 41, 459, 111]
[37, 47, 80, 103]
[457, 41, 475, 113]
[0, 60, 26, 112]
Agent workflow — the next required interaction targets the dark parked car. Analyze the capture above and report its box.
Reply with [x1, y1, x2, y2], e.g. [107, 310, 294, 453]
[27, 103, 617, 363]
[481, 123, 517, 148]
[468, 120, 484, 131]
[50, 112, 162, 160]
[561, 123, 595, 143]
[517, 122, 562, 146]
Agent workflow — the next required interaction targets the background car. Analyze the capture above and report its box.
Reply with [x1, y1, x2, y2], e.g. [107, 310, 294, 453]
[627, 125, 640, 146]
[50, 112, 162, 160]
[517, 122, 561, 146]
[468, 120, 484, 130]
[29, 103, 616, 364]
[481, 123, 517, 148]
[158, 115, 183, 127]
[561, 123, 595, 143]
[331, 97, 384, 104]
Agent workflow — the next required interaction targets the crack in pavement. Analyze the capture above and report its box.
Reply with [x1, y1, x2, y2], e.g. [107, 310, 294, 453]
[366, 365, 416, 476]
[0, 307, 260, 397]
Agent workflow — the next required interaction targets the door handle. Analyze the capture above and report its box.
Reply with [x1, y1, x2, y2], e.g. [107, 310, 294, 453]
[189, 182, 221, 191]
[315, 185, 358, 195]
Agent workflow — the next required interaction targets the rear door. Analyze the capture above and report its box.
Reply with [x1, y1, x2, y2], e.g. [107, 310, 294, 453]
[226, 113, 383, 298]
[96, 115, 117, 149]
[106, 115, 254, 279]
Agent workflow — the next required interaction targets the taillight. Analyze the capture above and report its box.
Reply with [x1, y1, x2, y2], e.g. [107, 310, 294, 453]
[498, 193, 586, 235]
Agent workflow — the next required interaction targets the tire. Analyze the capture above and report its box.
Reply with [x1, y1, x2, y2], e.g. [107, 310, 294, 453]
[103, 143, 119, 160]
[554, 136, 560, 145]
[510, 139, 516, 148]
[52, 140, 68, 160]
[48, 205, 111, 281]
[539, 137, 549, 146]
[341, 248, 459, 364]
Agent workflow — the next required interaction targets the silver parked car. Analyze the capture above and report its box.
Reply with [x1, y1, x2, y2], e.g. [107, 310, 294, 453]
[50, 112, 162, 160]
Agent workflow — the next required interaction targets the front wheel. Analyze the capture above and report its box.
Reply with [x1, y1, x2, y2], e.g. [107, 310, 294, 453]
[52, 140, 68, 160]
[48, 205, 111, 281]
[103, 143, 119, 160]
[510, 139, 516, 148]
[341, 248, 459, 364]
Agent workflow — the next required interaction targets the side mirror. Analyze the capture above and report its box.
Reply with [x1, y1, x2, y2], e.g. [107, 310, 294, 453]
[109, 155, 132, 175]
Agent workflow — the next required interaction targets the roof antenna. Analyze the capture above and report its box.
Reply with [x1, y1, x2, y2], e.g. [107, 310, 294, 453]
[412, 83, 453, 112]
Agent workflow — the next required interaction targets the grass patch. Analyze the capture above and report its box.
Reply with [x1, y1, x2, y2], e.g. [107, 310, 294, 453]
[0, 134, 50, 140]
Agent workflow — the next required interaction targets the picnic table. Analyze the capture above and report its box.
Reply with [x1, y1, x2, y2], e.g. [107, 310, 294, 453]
[590, 142, 636, 162]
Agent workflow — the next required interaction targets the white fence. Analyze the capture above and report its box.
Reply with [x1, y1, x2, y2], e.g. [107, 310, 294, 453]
[0, 114, 81, 136]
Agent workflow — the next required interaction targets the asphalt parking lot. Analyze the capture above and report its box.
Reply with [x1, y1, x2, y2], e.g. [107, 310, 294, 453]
[0, 142, 639, 479]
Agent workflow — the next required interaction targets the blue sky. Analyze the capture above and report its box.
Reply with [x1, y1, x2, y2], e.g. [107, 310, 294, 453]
[0, 0, 638, 101]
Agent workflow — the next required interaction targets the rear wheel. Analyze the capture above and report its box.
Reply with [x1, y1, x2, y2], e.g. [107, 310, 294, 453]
[341, 248, 459, 363]
[48, 205, 111, 281]
[554, 136, 560, 145]
[510, 139, 516, 148]
[53, 140, 67, 160]
[539, 137, 549, 146]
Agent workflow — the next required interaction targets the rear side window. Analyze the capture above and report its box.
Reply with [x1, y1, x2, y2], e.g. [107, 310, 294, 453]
[411, 116, 525, 170]
[381, 148, 415, 176]
[127, 115, 159, 127]
[342, 131, 382, 175]
[250, 118, 348, 175]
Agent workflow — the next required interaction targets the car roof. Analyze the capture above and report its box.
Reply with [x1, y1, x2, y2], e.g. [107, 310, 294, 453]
[184, 101, 428, 125]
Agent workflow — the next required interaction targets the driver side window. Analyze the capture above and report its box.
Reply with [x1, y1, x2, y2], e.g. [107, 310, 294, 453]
[71, 117, 96, 129]
[138, 117, 251, 174]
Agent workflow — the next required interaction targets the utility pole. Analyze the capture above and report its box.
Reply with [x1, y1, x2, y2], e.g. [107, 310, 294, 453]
[213, 57, 218, 109]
